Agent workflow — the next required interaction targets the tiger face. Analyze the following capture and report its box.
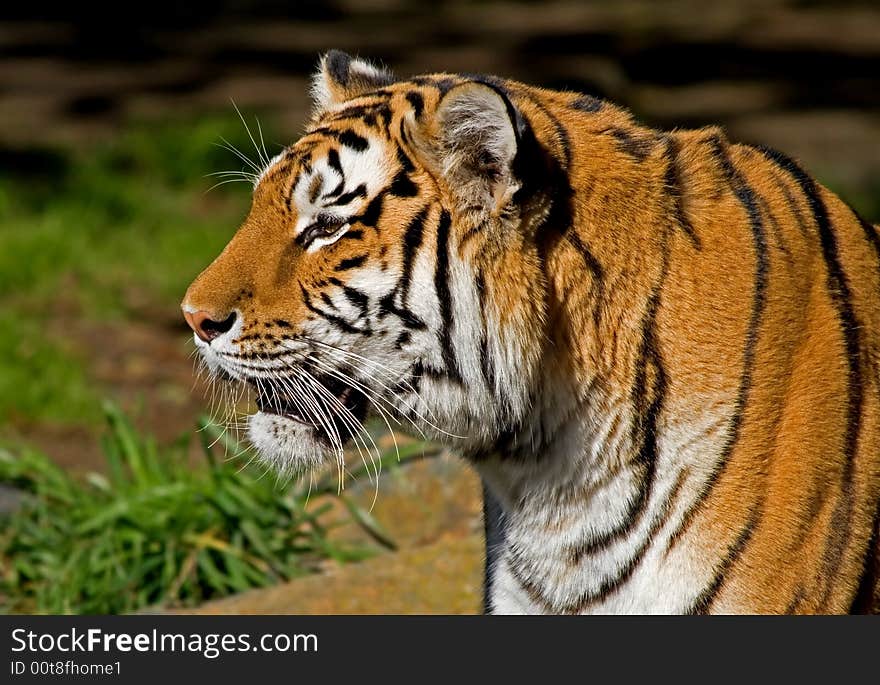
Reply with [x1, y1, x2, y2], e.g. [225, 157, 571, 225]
[182, 51, 546, 474]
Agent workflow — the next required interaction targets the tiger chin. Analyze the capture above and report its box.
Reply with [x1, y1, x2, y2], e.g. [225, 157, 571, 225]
[183, 50, 880, 614]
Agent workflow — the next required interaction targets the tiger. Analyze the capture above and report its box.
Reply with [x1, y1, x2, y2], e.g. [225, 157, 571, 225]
[182, 50, 880, 614]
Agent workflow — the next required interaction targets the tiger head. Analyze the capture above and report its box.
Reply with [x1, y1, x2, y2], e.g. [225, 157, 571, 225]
[182, 51, 554, 474]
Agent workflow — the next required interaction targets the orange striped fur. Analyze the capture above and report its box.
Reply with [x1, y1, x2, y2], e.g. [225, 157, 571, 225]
[183, 51, 880, 614]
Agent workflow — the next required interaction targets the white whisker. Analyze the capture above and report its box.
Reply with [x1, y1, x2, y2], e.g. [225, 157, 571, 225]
[232, 100, 269, 168]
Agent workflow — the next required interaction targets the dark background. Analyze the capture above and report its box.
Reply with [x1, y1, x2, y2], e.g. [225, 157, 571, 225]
[2, 0, 879, 203]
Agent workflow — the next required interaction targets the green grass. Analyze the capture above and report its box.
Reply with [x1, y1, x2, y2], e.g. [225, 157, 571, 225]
[0, 403, 434, 614]
[0, 114, 269, 426]
[0, 315, 96, 424]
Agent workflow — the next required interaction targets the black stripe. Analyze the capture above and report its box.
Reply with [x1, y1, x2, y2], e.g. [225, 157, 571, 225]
[753, 145, 863, 606]
[398, 121, 413, 151]
[569, 210, 671, 562]
[784, 585, 808, 614]
[334, 254, 368, 271]
[505, 549, 553, 611]
[326, 148, 343, 176]
[567, 470, 688, 612]
[306, 126, 335, 139]
[396, 146, 415, 173]
[755, 192, 792, 259]
[374, 102, 392, 129]
[508, 470, 687, 613]
[399, 207, 426, 304]
[666, 136, 769, 552]
[608, 127, 655, 162]
[686, 507, 760, 614]
[435, 77, 457, 95]
[355, 193, 383, 228]
[476, 270, 497, 398]
[338, 130, 369, 152]
[378, 298, 427, 330]
[565, 230, 605, 326]
[405, 91, 424, 119]
[322, 179, 344, 200]
[663, 135, 701, 248]
[571, 94, 604, 113]
[565, 231, 604, 282]
[407, 359, 447, 390]
[300, 285, 368, 336]
[479, 336, 495, 394]
[377, 207, 428, 330]
[411, 75, 449, 92]
[329, 277, 370, 319]
[762, 162, 811, 237]
[434, 209, 462, 382]
[389, 170, 418, 198]
[482, 482, 506, 614]
[327, 183, 367, 207]
[343, 287, 370, 317]
[849, 497, 880, 614]
[326, 102, 392, 129]
[515, 88, 572, 169]
[311, 124, 379, 151]
[855, 213, 880, 277]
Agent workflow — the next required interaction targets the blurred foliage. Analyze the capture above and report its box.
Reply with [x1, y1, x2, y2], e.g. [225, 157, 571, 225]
[0, 403, 433, 614]
[0, 115, 262, 312]
[0, 315, 95, 424]
[0, 114, 272, 425]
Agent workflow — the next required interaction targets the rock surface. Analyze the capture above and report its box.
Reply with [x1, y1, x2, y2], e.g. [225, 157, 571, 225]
[186, 533, 483, 615]
[176, 453, 486, 615]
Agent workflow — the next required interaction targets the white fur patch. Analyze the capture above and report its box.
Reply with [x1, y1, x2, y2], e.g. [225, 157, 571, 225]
[247, 412, 327, 476]
[289, 135, 390, 252]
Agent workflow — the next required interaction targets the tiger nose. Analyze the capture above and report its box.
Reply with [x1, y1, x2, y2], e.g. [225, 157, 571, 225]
[183, 309, 237, 343]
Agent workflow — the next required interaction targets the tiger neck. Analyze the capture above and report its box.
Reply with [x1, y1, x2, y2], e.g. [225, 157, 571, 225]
[475, 354, 649, 516]
[473, 347, 700, 613]
[472, 111, 701, 611]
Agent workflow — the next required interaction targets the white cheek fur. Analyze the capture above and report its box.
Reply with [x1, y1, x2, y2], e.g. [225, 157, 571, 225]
[247, 412, 329, 476]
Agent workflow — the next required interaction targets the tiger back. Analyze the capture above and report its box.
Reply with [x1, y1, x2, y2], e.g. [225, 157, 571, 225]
[183, 51, 880, 614]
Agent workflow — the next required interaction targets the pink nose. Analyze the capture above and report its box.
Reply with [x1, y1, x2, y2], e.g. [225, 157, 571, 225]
[183, 309, 236, 343]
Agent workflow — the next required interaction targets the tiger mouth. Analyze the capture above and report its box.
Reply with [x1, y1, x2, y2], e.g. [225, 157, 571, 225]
[252, 374, 369, 443]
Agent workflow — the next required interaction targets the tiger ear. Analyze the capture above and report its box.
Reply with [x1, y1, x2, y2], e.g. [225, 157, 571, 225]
[409, 81, 522, 216]
[310, 50, 394, 115]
